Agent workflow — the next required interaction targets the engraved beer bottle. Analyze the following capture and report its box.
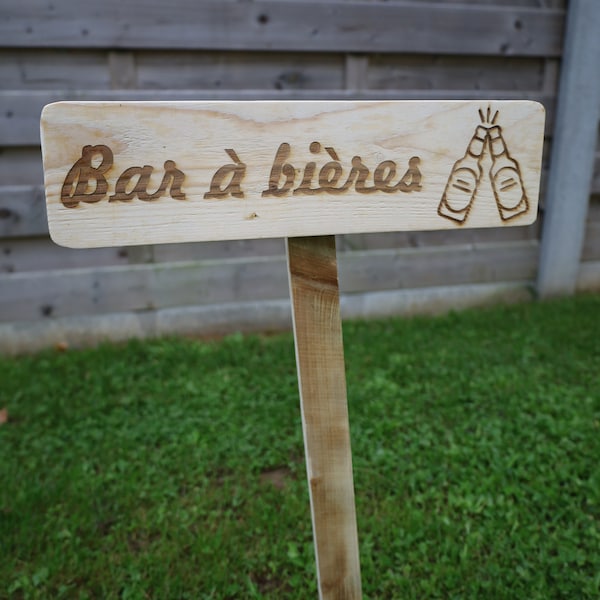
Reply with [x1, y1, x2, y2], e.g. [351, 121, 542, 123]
[487, 125, 528, 221]
[438, 125, 487, 223]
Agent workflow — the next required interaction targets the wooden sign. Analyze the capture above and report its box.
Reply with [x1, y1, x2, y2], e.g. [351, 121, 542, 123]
[41, 100, 545, 600]
[41, 101, 545, 248]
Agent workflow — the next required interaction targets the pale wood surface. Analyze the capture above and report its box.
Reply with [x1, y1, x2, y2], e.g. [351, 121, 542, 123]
[41, 100, 545, 248]
[3, 1, 564, 56]
[4, 90, 553, 147]
[287, 235, 361, 599]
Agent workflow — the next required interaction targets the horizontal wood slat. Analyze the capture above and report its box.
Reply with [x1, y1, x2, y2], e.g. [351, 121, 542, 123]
[0, 186, 47, 238]
[0, 50, 550, 94]
[577, 260, 600, 292]
[1, 225, 540, 274]
[0, 241, 539, 322]
[0, 281, 538, 356]
[582, 202, 600, 261]
[2, 1, 564, 56]
[0, 89, 555, 146]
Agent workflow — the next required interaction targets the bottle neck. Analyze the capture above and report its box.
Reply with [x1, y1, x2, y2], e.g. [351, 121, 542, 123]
[487, 125, 507, 158]
[466, 125, 488, 158]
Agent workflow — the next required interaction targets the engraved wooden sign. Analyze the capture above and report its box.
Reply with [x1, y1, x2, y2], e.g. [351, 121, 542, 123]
[40, 99, 545, 600]
[41, 101, 545, 248]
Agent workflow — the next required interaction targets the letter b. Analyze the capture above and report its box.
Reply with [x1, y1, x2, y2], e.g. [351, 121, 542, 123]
[61, 145, 113, 208]
[262, 143, 295, 197]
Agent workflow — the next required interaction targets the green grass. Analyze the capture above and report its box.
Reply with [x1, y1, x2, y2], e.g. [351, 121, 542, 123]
[1, 295, 600, 599]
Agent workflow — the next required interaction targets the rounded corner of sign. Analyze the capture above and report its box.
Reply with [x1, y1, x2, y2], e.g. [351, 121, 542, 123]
[40, 101, 66, 120]
[514, 207, 540, 228]
[526, 100, 546, 124]
[524, 209, 540, 226]
[532, 101, 546, 119]
[47, 225, 79, 250]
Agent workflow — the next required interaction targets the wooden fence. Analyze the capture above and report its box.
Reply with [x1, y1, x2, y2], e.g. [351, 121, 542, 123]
[1, 0, 599, 353]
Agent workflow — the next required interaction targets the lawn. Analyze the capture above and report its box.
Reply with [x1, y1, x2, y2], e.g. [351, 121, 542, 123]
[1, 295, 599, 599]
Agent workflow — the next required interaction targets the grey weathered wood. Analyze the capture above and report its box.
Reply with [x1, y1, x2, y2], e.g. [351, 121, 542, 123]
[0, 89, 554, 146]
[581, 202, 600, 261]
[136, 51, 344, 91]
[108, 51, 137, 89]
[0, 221, 540, 273]
[537, 0, 600, 297]
[0, 186, 47, 238]
[0, 242, 539, 322]
[577, 260, 600, 292]
[0, 48, 556, 98]
[0, 281, 536, 356]
[0, 238, 128, 274]
[0, 237, 287, 274]
[541, 58, 560, 94]
[0, 148, 44, 185]
[0, 49, 345, 91]
[2, 1, 564, 56]
[0, 256, 290, 322]
[593, 152, 600, 195]
[344, 55, 368, 91]
[367, 55, 547, 92]
[0, 50, 111, 89]
[0, 49, 344, 91]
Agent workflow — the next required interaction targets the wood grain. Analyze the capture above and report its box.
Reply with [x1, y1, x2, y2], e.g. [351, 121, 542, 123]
[2, 1, 564, 56]
[0, 186, 48, 238]
[40, 100, 545, 248]
[3, 89, 553, 147]
[0, 241, 539, 322]
[287, 235, 361, 599]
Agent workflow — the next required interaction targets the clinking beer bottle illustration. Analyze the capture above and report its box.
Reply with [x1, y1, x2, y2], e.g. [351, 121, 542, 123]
[487, 125, 528, 220]
[437, 125, 487, 223]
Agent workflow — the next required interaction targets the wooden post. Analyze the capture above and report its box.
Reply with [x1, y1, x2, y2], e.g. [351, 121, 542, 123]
[286, 235, 362, 600]
[537, 0, 600, 297]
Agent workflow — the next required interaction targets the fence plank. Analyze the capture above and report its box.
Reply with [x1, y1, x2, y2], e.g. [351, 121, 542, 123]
[2, 1, 564, 56]
[0, 237, 128, 274]
[577, 260, 600, 292]
[0, 281, 536, 356]
[367, 55, 546, 92]
[0, 186, 47, 238]
[0, 49, 111, 89]
[0, 241, 538, 322]
[0, 221, 540, 274]
[0, 147, 43, 185]
[581, 201, 600, 261]
[137, 51, 345, 91]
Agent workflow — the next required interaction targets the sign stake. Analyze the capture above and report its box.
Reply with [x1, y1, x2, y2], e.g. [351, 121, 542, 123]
[286, 235, 362, 599]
